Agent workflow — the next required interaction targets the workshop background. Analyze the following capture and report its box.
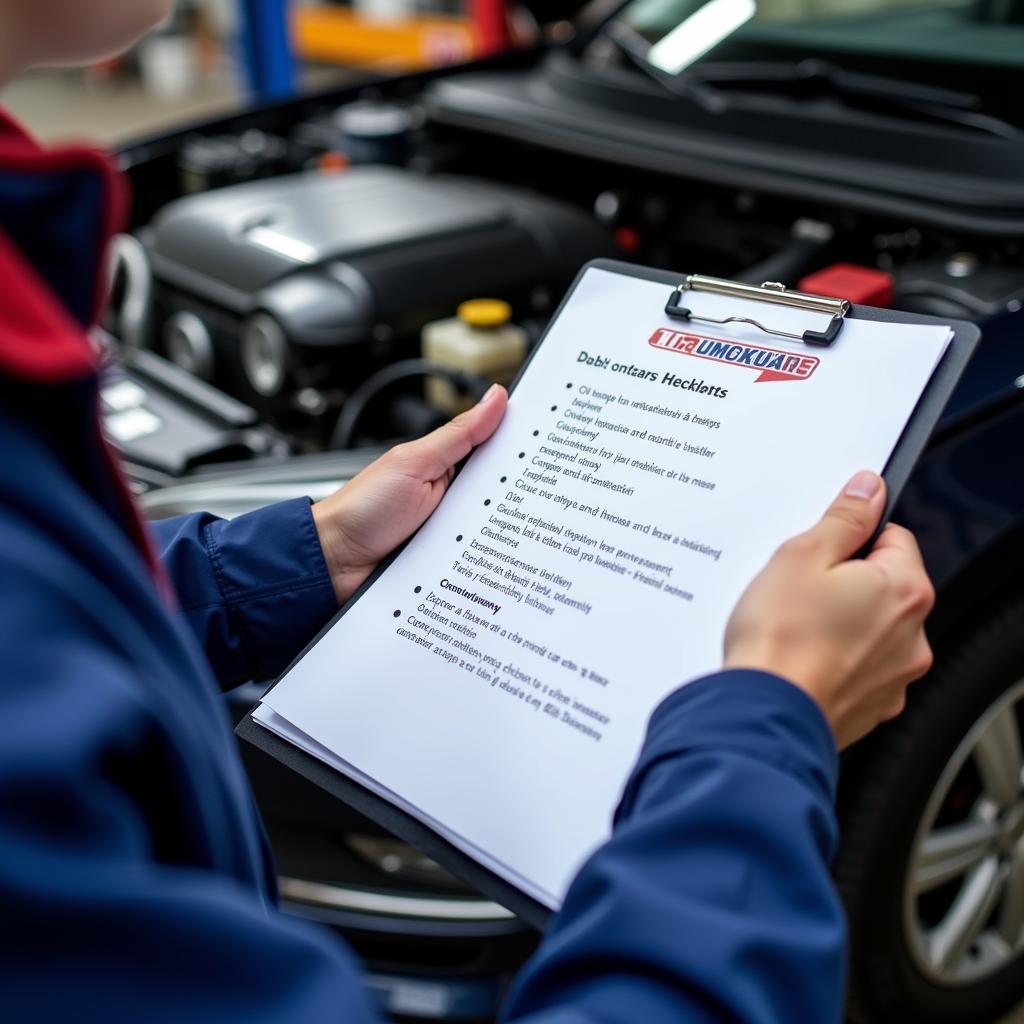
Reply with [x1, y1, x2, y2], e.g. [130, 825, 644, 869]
[1, 0, 948, 143]
[4, 2, 1024, 1023]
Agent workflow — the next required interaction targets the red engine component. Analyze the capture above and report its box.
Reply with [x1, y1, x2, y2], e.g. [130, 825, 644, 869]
[799, 263, 894, 307]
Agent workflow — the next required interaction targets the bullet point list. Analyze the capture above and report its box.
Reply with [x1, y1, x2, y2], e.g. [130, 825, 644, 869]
[414, 586, 422, 594]
[456, 534, 463, 542]
[500, 476, 507, 483]
[550, 404, 557, 411]
[566, 382, 572, 389]
[518, 452, 525, 459]
[484, 499, 491, 506]
[532, 429, 539, 436]
[393, 609, 401, 618]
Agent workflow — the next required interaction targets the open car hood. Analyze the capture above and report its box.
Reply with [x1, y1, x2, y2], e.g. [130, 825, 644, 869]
[426, 52, 1024, 236]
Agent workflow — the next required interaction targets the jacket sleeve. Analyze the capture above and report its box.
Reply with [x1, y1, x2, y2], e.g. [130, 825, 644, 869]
[0, 549, 382, 1024]
[502, 670, 846, 1024]
[149, 498, 339, 689]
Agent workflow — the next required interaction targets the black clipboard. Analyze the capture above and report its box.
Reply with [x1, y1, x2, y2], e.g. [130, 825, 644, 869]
[237, 257, 981, 931]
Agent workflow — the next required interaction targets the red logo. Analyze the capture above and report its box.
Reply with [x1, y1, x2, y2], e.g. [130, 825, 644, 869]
[649, 329, 819, 383]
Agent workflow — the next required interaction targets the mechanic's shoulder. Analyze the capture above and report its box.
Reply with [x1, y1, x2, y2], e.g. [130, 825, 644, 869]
[0, 387, 99, 554]
[0, 443, 112, 634]
[0, 504, 93, 624]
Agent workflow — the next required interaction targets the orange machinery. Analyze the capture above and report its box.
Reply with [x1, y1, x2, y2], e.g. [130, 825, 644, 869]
[293, 0, 510, 71]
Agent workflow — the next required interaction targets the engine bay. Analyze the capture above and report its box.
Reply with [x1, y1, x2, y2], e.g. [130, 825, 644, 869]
[105, 56, 1024, 483]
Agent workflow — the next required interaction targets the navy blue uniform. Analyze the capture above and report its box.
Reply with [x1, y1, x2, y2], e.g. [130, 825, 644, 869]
[0, 110, 845, 1023]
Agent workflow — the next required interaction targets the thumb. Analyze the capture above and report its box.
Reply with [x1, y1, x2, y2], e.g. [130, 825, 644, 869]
[808, 470, 887, 566]
[393, 384, 508, 481]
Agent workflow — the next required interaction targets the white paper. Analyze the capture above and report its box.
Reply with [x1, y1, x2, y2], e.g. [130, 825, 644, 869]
[256, 268, 951, 906]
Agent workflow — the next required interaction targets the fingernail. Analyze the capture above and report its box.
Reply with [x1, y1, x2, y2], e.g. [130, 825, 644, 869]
[479, 384, 501, 405]
[844, 470, 881, 500]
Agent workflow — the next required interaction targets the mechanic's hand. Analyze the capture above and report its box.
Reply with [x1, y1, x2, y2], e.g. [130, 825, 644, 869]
[723, 470, 935, 749]
[312, 384, 508, 605]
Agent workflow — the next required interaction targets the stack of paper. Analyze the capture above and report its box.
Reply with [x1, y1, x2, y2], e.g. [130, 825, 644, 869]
[254, 267, 952, 909]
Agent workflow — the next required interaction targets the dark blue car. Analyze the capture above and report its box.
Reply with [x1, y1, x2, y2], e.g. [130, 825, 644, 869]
[104, 3, 1024, 1021]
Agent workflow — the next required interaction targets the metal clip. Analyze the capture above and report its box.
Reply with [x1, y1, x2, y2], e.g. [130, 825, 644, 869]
[665, 274, 851, 347]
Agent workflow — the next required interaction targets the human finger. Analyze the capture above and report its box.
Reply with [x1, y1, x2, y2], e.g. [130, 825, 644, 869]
[865, 527, 934, 614]
[799, 470, 887, 567]
[392, 384, 507, 481]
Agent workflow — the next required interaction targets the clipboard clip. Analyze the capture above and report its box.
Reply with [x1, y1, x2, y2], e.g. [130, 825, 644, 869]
[665, 274, 851, 347]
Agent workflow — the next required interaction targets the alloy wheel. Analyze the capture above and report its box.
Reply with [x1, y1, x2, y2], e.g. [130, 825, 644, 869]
[903, 679, 1024, 984]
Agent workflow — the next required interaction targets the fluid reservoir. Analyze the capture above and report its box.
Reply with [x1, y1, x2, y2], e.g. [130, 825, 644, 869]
[422, 299, 528, 414]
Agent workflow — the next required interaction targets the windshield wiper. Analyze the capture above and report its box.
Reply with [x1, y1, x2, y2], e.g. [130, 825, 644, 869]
[691, 58, 1024, 141]
[600, 20, 734, 114]
[601, 21, 1024, 142]
[570, 0, 636, 56]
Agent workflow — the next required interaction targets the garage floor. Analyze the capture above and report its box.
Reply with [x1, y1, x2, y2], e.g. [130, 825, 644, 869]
[1, 68, 242, 144]
[1, 66, 351, 145]
[1, 64, 1023, 1024]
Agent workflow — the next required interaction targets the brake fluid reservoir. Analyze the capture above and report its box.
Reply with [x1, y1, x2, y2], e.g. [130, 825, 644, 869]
[422, 299, 528, 414]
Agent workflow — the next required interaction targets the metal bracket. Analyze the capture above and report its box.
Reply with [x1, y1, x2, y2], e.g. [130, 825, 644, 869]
[665, 274, 851, 347]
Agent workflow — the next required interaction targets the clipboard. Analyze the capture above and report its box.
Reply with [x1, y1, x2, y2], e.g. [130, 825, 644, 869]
[237, 257, 981, 931]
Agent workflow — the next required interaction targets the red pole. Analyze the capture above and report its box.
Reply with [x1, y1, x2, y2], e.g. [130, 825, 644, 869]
[469, 0, 510, 56]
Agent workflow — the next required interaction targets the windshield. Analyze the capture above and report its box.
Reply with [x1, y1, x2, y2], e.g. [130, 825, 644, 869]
[620, 0, 1024, 70]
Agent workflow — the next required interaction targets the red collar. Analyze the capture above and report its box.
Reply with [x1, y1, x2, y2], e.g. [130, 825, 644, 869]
[0, 110, 170, 594]
[0, 108, 128, 383]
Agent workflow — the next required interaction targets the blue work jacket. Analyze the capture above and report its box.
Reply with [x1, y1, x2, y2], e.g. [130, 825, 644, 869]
[0, 109, 845, 1022]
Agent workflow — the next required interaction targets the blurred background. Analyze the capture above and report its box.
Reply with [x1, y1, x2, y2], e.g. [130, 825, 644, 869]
[1, 0, 963, 144]
[2, 0, 523, 143]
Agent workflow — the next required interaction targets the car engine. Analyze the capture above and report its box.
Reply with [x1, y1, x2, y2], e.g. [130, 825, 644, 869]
[106, 90, 1024, 489]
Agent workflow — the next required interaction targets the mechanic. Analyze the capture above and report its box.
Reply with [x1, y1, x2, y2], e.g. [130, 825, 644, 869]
[0, 3, 935, 1022]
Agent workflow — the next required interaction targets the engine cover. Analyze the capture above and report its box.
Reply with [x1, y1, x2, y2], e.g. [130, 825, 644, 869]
[140, 167, 614, 419]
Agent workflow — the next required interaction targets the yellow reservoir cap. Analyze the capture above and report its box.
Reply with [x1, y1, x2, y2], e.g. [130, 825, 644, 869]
[457, 299, 512, 328]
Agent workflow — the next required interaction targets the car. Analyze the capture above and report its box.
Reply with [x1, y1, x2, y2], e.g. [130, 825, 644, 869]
[106, 2, 1024, 1021]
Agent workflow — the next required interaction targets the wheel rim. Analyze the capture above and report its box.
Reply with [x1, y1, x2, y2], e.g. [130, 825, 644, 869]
[903, 679, 1024, 985]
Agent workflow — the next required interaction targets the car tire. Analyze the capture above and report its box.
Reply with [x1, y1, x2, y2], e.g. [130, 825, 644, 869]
[838, 594, 1024, 1024]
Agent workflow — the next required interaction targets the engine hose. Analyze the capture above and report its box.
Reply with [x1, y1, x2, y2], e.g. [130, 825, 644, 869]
[329, 358, 490, 450]
[733, 232, 834, 287]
